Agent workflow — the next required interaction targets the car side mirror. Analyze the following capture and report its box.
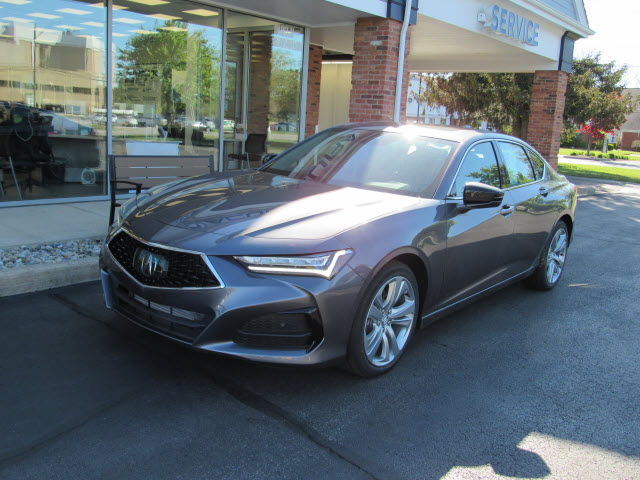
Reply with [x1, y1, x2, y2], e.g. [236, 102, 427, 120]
[462, 182, 504, 208]
[262, 153, 278, 165]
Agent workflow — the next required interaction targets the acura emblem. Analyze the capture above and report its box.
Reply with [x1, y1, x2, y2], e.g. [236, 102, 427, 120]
[133, 248, 169, 279]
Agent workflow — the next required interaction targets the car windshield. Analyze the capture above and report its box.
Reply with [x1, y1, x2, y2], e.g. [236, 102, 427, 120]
[262, 128, 457, 197]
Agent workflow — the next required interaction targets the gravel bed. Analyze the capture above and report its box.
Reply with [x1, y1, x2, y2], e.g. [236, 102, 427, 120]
[0, 239, 102, 270]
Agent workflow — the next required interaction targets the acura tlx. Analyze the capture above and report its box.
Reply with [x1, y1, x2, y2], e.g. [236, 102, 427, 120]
[100, 123, 576, 376]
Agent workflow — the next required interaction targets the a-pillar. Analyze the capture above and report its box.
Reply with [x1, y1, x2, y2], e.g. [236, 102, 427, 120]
[305, 44, 323, 138]
[526, 70, 569, 170]
[349, 17, 411, 123]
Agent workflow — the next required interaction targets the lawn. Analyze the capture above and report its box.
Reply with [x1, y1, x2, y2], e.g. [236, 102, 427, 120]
[558, 163, 640, 184]
[559, 148, 639, 159]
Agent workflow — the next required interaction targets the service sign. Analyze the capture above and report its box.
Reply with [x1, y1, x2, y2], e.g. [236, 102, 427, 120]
[481, 5, 541, 47]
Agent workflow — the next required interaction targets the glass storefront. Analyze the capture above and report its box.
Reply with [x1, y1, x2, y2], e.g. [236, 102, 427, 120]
[0, 0, 305, 205]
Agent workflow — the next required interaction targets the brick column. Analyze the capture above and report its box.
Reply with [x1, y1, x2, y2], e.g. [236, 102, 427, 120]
[349, 17, 411, 123]
[305, 44, 323, 138]
[526, 70, 569, 170]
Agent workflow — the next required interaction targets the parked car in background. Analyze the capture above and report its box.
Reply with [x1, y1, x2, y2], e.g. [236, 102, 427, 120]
[116, 116, 138, 127]
[193, 118, 216, 132]
[42, 111, 95, 136]
[93, 114, 117, 125]
[101, 123, 577, 377]
[270, 122, 297, 132]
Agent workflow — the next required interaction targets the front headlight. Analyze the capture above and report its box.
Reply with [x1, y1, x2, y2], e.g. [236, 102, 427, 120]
[234, 250, 354, 279]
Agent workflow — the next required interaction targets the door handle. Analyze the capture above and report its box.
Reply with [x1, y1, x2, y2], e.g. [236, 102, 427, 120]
[500, 205, 515, 216]
[539, 187, 550, 197]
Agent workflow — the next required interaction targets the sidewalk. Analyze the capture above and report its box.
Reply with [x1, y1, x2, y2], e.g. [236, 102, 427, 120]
[0, 200, 110, 297]
[1, 177, 639, 298]
[559, 154, 640, 170]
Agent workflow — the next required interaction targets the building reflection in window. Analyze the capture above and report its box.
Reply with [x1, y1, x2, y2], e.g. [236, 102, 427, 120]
[0, 0, 106, 202]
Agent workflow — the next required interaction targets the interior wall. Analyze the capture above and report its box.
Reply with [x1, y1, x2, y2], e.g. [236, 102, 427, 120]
[318, 62, 352, 131]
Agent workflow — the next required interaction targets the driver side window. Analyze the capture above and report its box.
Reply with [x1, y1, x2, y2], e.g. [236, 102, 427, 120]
[450, 142, 502, 197]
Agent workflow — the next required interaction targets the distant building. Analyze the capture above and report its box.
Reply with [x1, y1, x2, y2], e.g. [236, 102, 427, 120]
[618, 89, 640, 150]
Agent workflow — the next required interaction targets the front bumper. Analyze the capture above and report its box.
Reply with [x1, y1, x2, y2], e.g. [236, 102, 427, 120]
[99, 238, 363, 366]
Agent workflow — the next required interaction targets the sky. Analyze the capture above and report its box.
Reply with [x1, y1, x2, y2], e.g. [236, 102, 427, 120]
[574, 0, 640, 88]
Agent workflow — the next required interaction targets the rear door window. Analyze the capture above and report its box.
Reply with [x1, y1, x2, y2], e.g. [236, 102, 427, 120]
[497, 142, 536, 187]
[526, 149, 546, 180]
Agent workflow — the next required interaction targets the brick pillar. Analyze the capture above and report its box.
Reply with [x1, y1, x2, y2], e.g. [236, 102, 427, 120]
[305, 44, 323, 138]
[248, 33, 272, 135]
[349, 17, 411, 123]
[526, 70, 569, 170]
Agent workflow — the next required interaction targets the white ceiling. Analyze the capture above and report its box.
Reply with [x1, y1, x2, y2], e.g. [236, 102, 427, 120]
[407, 16, 559, 72]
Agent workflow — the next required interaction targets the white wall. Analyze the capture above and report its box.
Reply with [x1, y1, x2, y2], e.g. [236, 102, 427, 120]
[318, 62, 352, 131]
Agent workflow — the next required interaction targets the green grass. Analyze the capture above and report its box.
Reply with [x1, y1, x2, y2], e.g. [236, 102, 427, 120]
[559, 148, 638, 159]
[558, 163, 640, 184]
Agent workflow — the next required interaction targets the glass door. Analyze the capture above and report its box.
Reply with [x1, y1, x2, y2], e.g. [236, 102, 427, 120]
[222, 32, 247, 170]
[222, 12, 304, 171]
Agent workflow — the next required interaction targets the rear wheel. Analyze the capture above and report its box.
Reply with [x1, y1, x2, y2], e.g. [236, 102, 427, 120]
[346, 262, 419, 377]
[525, 220, 569, 290]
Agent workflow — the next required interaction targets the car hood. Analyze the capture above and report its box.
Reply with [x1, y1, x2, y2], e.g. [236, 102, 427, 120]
[126, 171, 421, 245]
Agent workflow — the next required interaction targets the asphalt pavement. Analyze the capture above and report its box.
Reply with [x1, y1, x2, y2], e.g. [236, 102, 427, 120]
[1, 182, 640, 480]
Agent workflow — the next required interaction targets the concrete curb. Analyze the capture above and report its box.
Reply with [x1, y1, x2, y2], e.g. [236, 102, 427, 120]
[0, 257, 100, 298]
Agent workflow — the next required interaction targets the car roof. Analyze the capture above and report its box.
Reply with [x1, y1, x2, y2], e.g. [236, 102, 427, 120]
[341, 121, 516, 144]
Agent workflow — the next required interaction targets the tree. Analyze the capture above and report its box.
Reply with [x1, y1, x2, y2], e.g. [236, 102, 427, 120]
[564, 54, 634, 153]
[114, 20, 221, 122]
[418, 72, 532, 137]
[414, 54, 636, 147]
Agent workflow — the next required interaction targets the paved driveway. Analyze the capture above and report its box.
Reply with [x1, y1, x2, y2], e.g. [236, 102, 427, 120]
[2, 180, 639, 480]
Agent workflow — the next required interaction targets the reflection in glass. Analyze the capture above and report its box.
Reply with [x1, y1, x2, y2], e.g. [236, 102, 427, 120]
[223, 12, 303, 171]
[112, 1, 222, 164]
[497, 141, 535, 186]
[451, 142, 501, 196]
[0, 0, 106, 202]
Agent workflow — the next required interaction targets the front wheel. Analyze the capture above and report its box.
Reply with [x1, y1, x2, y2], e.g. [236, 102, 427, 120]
[525, 220, 569, 290]
[346, 262, 419, 377]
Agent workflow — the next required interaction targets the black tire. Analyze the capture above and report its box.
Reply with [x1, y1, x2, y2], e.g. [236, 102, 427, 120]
[346, 261, 420, 377]
[525, 220, 569, 291]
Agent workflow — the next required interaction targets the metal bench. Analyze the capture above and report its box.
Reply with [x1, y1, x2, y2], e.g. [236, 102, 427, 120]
[108, 154, 214, 225]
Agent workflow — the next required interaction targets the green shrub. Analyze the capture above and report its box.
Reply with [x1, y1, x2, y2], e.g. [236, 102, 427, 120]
[597, 153, 604, 158]
[589, 151, 596, 157]
[609, 153, 616, 159]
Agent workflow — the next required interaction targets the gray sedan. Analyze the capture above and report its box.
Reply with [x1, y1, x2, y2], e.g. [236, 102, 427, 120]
[100, 123, 576, 376]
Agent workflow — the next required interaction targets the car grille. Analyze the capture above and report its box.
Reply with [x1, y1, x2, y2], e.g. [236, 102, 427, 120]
[108, 230, 221, 288]
[114, 285, 211, 343]
[233, 310, 322, 350]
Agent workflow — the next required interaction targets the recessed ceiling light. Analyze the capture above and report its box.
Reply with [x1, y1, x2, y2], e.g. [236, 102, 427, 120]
[0, 0, 31, 5]
[82, 21, 104, 27]
[124, 0, 168, 5]
[130, 29, 156, 34]
[91, 2, 128, 8]
[56, 8, 92, 15]
[55, 25, 83, 30]
[183, 9, 218, 17]
[27, 13, 60, 19]
[148, 14, 181, 20]
[114, 17, 140, 24]
[3, 16, 30, 22]
[160, 26, 187, 32]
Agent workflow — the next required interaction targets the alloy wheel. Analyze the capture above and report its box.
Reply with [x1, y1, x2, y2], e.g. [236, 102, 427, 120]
[546, 227, 568, 285]
[363, 276, 416, 367]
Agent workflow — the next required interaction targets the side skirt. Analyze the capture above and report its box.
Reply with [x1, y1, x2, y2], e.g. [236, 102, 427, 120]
[419, 265, 536, 328]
